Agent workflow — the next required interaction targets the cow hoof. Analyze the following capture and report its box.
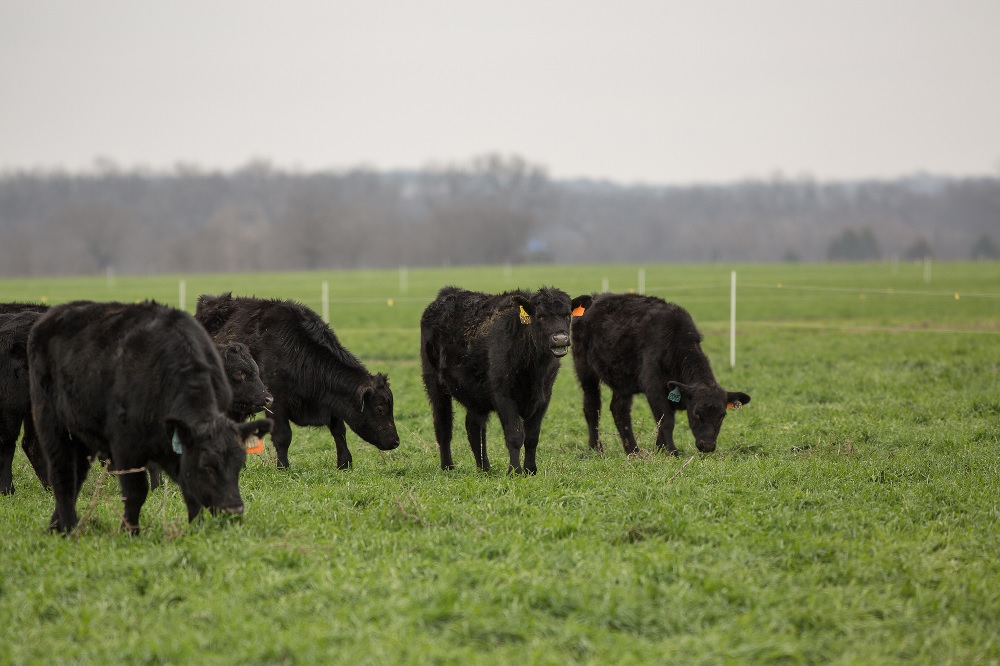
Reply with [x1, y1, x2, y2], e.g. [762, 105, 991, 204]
[441, 463, 455, 471]
[337, 460, 352, 471]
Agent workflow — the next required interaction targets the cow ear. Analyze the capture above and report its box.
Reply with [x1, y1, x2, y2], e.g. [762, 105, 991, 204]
[726, 391, 751, 409]
[356, 383, 375, 412]
[238, 418, 273, 439]
[510, 294, 533, 315]
[666, 381, 689, 404]
[510, 294, 535, 324]
[165, 418, 193, 453]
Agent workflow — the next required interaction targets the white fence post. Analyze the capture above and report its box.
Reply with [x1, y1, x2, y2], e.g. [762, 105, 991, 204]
[730, 271, 737, 369]
[321, 281, 329, 323]
[179, 279, 186, 311]
[638, 268, 645, 295]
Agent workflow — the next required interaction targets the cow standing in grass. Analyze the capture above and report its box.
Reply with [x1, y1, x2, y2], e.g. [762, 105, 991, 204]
[28, 300, 272, 535]
[195, 293, 399, 470]
[0, 310, 50, 494]
[570, 293, 750, 455]
[420, 286, 572, 474]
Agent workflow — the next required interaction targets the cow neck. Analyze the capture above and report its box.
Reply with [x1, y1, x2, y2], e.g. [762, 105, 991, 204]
[677, 344, 716, 386]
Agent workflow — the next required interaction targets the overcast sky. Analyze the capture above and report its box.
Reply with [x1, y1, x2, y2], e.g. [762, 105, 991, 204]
[2, 0, 998, 185]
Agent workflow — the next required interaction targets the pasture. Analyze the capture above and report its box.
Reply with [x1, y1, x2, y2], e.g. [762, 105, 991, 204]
[1, 262, 998, 664]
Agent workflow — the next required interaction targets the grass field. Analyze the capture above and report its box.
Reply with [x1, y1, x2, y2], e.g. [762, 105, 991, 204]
[1, 262, 998, 665]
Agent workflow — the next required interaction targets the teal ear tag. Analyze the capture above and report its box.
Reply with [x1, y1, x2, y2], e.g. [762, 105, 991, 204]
[667, 387, 682, 403]
[171, 430, 183, 454]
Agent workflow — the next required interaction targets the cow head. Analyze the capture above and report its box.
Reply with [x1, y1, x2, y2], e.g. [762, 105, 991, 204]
[667, 381, 751, 453]
[220, 342, 273, 421]
[511, 287, 572, 358]
[349, 373, 401, 451]
[168, 415, 273, 521]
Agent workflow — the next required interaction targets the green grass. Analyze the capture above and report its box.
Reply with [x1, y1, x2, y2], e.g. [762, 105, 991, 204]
[2, 262, 998, 664]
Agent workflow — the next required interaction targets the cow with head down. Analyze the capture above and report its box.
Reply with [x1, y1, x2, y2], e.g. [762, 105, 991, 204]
[420, 286, 572, 474]
[570, 292, 750, 456]
[195, 293, 400, 470]
[28, 300, 272, 535]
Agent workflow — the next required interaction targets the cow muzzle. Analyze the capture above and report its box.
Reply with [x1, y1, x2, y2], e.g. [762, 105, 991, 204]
[696, 440, 717, 453]
[549, 332, 570, 358]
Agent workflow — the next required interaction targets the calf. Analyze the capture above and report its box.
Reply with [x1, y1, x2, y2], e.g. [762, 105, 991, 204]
[195, 293, 399, 470]
[148, 341, 272, 490]
[219, 342, 273, 422]
[28, 300, 272, 535]
[570, 293, 750, 455]
[0, 310, 50, 494]
[420, 286, 572, 474]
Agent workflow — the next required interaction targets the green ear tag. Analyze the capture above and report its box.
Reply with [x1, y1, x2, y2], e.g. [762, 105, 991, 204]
[171, 430, 183, 454]
[668, 387, 682, 402]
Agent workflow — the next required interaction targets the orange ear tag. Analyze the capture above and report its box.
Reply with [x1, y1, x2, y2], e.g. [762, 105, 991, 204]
[245, 435, 264, 454]
[572, 305, 585, 317]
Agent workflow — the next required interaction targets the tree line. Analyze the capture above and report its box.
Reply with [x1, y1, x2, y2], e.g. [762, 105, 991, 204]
[1, 155, 997, 277]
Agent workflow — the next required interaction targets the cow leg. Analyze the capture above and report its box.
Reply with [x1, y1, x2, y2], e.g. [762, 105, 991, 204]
[645, 388, 679, 455]
[464, 410, 490, 472]
[328, 418, 352, 470]
[117, 470, 149, 536]
[494, 398, 525, 474]
[522, 408, 548, 476]
[577, 372, 603, 453]
[21, 416, 51, 489]
[46, 437, 91, 535]
[609, 392, 640, 455]
[0, 413, 17, 495]
[269, 404, 293, 469]
[424, 379, 455, 470]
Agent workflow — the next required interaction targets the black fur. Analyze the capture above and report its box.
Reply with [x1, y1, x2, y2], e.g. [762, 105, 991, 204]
[28, 300, 272, 535]
[0, 309, 49, 494]
[219, 342, 273, 422]
[420, 286, 572, 474]
[195, 293, 399, 470]
[570, 293, 750, 455]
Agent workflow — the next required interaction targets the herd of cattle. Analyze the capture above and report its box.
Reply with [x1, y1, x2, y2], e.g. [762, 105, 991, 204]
[0, 287, 750, 536]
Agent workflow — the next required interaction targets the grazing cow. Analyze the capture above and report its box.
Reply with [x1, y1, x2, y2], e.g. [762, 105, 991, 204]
[195, 293, 400, 470]
[28, 300, 273, 535]
[420, 286, 572, 474]
[570, 293, 750, 455]
[148, 341, 272, 490]
[0, 310, 50, 494]
[218, 342, 273, 422]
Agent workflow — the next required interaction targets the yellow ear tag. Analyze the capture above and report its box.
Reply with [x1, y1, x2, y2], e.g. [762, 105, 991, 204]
[519, 305, 531, 324]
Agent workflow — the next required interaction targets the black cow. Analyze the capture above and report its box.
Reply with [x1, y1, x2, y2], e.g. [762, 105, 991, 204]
[420, 286, 572, 474]
[0, 310, 50, 494]
[218, 342, 273, 422]
[28, 300, 273, 535]
[195, 293, 399, 470]
[570, 293, 750, 455]
[148, 341, 272, 490]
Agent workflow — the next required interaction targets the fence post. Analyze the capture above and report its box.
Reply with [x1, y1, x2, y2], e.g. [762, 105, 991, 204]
[321, 281, 329, 323]
[179, 280, 186, 312]
[730, 271, 737, 369]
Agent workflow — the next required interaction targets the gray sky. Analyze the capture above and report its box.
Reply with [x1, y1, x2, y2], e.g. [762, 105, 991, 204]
[2, 0, 998, 185]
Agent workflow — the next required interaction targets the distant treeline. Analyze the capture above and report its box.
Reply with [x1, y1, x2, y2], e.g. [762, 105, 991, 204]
[1, 155, 997, 276]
